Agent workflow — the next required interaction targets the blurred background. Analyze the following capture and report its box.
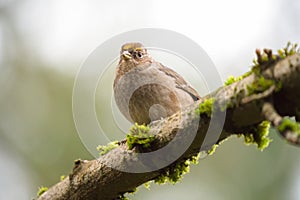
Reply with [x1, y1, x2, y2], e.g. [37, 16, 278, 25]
[0, 0, 300, 199]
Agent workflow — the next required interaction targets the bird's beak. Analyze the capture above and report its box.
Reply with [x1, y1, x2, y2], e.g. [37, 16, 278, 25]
[122, 51, 131, 60]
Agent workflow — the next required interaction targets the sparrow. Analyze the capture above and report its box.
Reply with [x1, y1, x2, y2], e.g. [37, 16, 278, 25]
[113, 42, 200, 125]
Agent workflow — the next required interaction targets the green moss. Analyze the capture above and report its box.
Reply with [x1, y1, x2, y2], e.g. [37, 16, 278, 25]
[60, 175, 66, 181]
[224, 71, 252, 86]
[224, 75, 240, 86]
[207, 144, 218, 155]
[244, 121, 271, 151]
[154, 154, 200, 184]
[144, 181, 151, 190]
[244, 133, 255, 144]
[255, 121, 272, 150]
[278, 42, 299, 59]
[97, 141, 119, 155]
[37, 186, 48, 197]
[278, 118, 300, 136]
[246, 76, 275, 96]
[251, 42, 299, 75]
[195, 98, 215, 117]
[126, 123, 155, 150]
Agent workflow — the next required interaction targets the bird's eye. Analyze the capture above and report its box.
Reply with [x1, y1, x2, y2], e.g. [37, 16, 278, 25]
[136, 51, 143, 58]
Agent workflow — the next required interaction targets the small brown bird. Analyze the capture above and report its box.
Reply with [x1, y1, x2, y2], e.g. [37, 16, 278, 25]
[113, 42, 200, 125]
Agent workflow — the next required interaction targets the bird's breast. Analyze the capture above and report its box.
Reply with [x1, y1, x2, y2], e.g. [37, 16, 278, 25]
[114, 63, 195, 124]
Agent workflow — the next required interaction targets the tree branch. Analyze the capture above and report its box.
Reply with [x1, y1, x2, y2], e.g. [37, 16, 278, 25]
[38, 53, 300, 200]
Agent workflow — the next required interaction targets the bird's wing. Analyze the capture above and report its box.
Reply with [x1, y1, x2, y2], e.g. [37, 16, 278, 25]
[157, 63, 200, 101]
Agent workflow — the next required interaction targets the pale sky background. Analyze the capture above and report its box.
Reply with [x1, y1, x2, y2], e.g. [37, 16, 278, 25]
[11, 0, 298, 76]
[1, 0, 300, 199]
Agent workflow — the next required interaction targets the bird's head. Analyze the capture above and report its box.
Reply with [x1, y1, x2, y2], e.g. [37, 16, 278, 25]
[119, 42, 150, 64]
[114, 42, 153, 88]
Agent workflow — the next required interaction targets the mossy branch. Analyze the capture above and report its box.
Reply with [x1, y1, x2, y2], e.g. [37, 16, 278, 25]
[38, 48, 300, 200]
